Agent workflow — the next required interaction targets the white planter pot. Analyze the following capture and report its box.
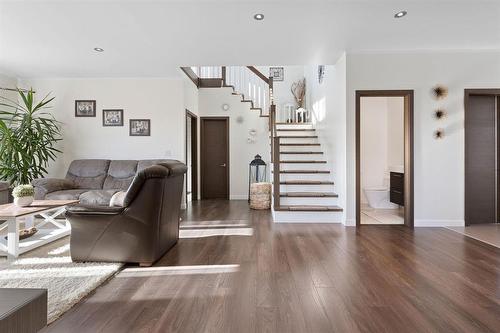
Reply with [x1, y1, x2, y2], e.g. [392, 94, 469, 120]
[14, 196, 34, 207]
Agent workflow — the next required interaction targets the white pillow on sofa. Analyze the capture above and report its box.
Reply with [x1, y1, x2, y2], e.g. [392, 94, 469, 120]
[109, 191, 127, 207]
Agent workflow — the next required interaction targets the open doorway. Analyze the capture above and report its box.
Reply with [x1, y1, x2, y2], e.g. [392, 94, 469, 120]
[356, 90, 414, 227]
[186, 110, 198, 203]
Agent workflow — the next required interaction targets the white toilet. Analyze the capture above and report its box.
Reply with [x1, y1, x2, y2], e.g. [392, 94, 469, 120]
[364, 186, 398, 209]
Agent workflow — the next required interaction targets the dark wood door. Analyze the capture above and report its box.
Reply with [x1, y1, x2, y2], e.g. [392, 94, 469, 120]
[201, 118, 229, 199]
[465, 95, 498, 225]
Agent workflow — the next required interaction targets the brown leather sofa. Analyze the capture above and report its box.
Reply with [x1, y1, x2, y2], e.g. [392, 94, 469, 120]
[32, 159, 170, 205]
[65, 161, 186, 265]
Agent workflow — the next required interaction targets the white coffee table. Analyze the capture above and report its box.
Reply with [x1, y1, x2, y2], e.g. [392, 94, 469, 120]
[0, 200, 79, 259]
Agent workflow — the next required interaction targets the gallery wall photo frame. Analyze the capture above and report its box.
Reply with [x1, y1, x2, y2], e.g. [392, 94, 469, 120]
[129, 119, 151, 136]
[102, 109, 124, 126]
[269, 67, 284, 81]
[75, 100, 96, 117]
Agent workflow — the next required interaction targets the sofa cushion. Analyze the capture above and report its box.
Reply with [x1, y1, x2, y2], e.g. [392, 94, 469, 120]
[79, 190, 120, 206]
[103, 160, 138, 190]
[66, 159, 110, 189]
[137, 159, 169, 172]
[45, 189, 89, 200]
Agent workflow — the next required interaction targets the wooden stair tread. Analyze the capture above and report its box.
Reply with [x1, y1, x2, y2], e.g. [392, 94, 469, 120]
[278, 170, 330, 174]
[280, 143, 320, 146]
[281, 151, 324, 154]
[280, 192, 338, 197]
[280, 180, 334, 185]
[277, 205, 343, 212]
[278, 135, 318, 138]
[280, 160, 327, 164]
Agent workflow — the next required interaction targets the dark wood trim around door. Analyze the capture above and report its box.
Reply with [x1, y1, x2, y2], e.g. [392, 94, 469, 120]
[464, 89, 500, 226]
[200, 117, 230, 200]
[356, 90, 414, 227]
[185, 110, 198, 202]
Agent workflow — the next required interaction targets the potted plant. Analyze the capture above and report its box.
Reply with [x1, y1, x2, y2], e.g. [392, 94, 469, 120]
[12, 184, 34, 207]
[0, 89, 62, 187]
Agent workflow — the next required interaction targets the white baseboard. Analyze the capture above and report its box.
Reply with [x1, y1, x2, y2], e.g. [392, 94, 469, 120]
[229, 195, 248, 200]
[344, 219, 356, 226]
[272, 210, 343, 223]
[414, 219, 465, 227]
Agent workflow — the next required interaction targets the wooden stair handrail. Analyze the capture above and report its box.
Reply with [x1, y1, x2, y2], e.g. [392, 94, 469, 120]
[247, 66, 270, 84]
[180, 67, 200, 88]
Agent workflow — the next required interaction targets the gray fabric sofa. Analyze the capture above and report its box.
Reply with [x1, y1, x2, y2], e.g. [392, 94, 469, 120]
[0, 181, 9, 204]
[32, 159, 171, 205]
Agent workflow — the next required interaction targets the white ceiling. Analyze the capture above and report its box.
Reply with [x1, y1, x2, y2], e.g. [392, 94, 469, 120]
[1, 0, 499, 78]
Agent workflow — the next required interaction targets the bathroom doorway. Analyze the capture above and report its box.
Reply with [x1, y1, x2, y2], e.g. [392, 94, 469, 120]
[356, 90, 414, 227]
[186, 110, 198, 203]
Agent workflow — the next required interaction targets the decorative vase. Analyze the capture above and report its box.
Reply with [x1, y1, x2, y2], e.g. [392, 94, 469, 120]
[14, 196, 34, 207]
[296, 107, 307, 123]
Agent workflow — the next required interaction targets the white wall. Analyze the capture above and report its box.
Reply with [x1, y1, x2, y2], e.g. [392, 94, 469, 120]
[305, 55, 347, 223]
[257, 66, 305, 122]
[360, 97, 388, 203]
[18, 76, 192, 178]
[387, 97, 404, 168]
[346, 51, 500, 227]
[0, 74, 18, 103]
[198, 87, 270, 200]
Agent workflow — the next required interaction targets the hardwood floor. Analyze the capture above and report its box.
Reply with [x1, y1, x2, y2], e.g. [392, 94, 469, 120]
[44, 200, 500, 332]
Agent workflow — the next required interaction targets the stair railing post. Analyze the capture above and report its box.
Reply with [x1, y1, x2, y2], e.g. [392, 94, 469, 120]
[273, 136, 280, 209]
[221, 66, 226, 86]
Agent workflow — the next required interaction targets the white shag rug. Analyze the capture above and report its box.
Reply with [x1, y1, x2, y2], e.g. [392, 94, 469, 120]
[0, 239, 123, 324]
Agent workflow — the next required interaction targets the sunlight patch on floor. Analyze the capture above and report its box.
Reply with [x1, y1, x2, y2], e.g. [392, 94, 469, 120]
[179, 227, 254, 238]
[119, 264, 240, 277]
[180, 223, 250, 228]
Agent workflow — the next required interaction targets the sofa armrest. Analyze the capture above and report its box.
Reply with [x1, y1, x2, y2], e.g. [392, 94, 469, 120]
[66, 204, 125, 216]
[32, 178, 76, 199]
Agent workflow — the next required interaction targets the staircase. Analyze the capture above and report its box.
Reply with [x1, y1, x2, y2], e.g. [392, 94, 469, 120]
[271, 122, 343, 223]
[181, 65, 343, 223]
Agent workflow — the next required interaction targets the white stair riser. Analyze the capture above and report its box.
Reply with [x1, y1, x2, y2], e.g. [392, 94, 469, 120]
[280, 185, 335, 192]
[276, 124, 313, 130]
[278, 163, 329, 171]
[280, 154, 325, 161]
[279, 137, 318, 144]
[272, 210, 343, 223]
[279, 146, 321, 152]
[276, 131, 316, 136]
[280, 197, 339, 206]
[279, 173, 332, 181]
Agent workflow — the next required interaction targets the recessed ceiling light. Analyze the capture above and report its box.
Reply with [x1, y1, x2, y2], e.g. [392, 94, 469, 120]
[93, 47, 104, 52]
[253, 13, 264, 21]
[394, 10, 407, 18]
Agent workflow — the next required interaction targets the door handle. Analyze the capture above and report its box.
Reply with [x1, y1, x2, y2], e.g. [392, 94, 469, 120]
[219, 163, 227, 167]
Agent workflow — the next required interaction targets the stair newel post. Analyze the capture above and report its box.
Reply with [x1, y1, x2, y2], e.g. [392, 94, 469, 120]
[221, 66, 226, 86]
[273, 136, 280, 209]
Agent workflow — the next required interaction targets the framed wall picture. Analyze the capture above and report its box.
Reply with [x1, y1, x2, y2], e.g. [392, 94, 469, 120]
[102, 109, 124, 126]
[269, 67, 284, 81]
[130, 119, 151, 136]
[75, 100, 96, 117]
